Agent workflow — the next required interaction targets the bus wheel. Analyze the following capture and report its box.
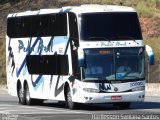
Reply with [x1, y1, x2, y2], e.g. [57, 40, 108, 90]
[25, 84, 34, 105]
[17, 85, 25, 105]
[66, 87, 75, 109]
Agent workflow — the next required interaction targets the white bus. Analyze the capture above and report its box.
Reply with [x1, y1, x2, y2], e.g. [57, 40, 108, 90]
[6, 5, 154, 109]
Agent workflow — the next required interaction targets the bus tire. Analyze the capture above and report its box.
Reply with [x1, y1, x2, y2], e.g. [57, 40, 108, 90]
[24, 83, 34, 105]
[66, 87, 76, 109]
[17, 85, 25, 105]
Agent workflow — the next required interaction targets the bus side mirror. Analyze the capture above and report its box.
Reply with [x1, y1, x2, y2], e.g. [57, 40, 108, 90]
[78, 48, 85, 67]
[145, 45, 155, 65]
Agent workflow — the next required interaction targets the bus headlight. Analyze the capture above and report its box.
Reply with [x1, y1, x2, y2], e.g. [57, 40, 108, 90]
[83, 88, 99, 93]
[132, 86, 145, 91]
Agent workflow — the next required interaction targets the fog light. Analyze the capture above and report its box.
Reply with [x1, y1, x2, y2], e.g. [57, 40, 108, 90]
[89, 97, 93, 100]
[84, 97, 88, 100]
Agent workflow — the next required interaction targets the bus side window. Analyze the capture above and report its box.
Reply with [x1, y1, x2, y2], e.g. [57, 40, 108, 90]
[48, 14, 56, 36]
[55, 13, 67, 36]
[7, 17, 14, 37]
[39, 15, 50, 36]
[69, 12, 79, 47]
[7, 13, 68, 38]
[7, 17, 22, 38]
[31, 15, 41, 37]
[26, 55, 69, 75]
[21, 16, 32, 37]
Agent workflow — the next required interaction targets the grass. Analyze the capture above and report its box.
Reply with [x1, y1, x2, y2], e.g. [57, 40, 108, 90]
[136, 0, 160, 17]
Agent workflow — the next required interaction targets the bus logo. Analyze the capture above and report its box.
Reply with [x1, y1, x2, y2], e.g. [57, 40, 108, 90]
[99, 83, 111, 91]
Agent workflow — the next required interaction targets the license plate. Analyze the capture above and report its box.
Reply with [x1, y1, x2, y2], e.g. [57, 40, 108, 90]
[111, 96, 122, 100]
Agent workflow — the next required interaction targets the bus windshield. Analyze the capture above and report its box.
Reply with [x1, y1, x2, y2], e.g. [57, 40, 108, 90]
[80, 12, 142, 41]
[83, 47, 145, 81]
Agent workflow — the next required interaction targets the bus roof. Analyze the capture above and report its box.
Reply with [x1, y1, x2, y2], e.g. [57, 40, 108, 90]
[66, 4, 136, 13]
[7, 4, 136, 17]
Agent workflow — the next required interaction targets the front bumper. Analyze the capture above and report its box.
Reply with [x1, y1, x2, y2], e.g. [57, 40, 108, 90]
[79, 91, 145, 103]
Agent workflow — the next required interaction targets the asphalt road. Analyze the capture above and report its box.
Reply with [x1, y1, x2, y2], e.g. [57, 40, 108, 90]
[0, 92, 160, 120]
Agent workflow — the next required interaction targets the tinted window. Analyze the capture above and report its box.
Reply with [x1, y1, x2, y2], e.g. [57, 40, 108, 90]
[80, 12, 142, 41]
[31, 15, 41, 36]
[21, 16, 32, 37]
[7, 17, 21, 38]
[7, 13, 67, 38]
[55, 14, 67, 36]
[26, 55, 69, 75]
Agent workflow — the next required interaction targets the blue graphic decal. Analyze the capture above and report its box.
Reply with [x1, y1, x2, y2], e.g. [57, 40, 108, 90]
[30, 36, 55, 90]
[23, 66, 28, 76]
[17, 36, 69, 91]
[18, 40, 34, 53]
[31, 75, 44, 91]
[8, 39, 15, 76]
[31, 36, 68, 91]
[99, 83, 111, 91]
[16, 37, 42, 77]
[54, 37, 70, 97]
[18, 37, 54, 54]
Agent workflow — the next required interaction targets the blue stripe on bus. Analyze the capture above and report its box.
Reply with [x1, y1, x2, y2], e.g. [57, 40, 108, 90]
[32, 75, 44, 91]
[53, 36, 68, 45]
[30, 36, 54, 90]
